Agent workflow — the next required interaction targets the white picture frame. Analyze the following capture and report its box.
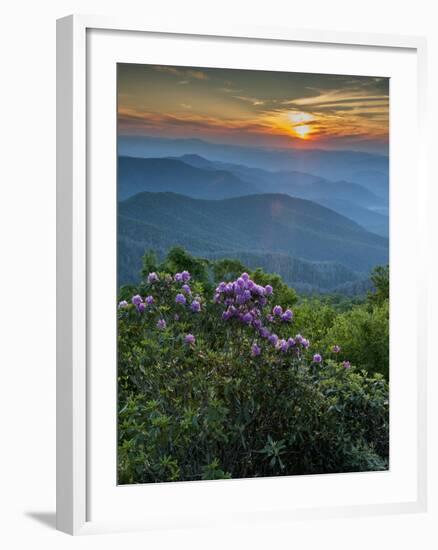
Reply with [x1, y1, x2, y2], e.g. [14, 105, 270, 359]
[56, 14, 428, 535]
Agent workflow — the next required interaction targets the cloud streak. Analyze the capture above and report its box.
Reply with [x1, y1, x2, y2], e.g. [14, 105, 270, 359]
[153, 65, 208, 80]
[118, 64, 389, 154]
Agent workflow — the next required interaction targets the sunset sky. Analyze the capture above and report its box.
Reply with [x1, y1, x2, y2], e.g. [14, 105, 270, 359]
[118, 64, 389, 155]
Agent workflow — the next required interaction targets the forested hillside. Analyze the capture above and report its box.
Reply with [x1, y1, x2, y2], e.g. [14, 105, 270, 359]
[119, 154, 388, 237]
[118, 191, 388, 290]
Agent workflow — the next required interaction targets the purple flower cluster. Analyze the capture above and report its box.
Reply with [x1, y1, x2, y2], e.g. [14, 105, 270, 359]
[171, 271, 202, 314]
[129, 293, 157, 313]
[215, 273, 306, 357]
[124, 270, 204, 344]
[147, 272, 159, 284]
[251, 343, 261, 357]
[257, 330, 310, 355]
[174, 271, 191, 283]
[268, 334, 279, 346]
[185, 333, 195, 345]
[273, 305, 283, 316]
[271, 305, 293, 322]
[261, 332, 311, 355]
[121, 270, 344, 368]
[215, 273, 272, 324]
[175, 293, 186, 305]
[281, 309, 293, 322]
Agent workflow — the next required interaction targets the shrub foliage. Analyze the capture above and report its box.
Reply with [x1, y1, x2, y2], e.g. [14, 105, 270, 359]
[118, 249, 389, 484]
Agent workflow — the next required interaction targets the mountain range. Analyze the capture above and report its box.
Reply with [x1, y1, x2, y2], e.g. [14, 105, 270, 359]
[118, 135, 389, 199]
[118, 154, 388, 237]
[117, 137, 389, 294]
[118, 192, 388, 290]
[118, 156, 258, 200]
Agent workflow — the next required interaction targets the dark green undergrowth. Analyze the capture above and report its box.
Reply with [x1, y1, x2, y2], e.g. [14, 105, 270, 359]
[118, 250, 389, 484]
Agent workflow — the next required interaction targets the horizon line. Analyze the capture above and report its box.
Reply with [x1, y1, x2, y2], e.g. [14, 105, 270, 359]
[117, 133, 389, 158]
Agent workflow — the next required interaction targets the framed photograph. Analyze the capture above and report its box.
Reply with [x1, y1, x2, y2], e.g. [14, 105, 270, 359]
[56, 15, 427, 535]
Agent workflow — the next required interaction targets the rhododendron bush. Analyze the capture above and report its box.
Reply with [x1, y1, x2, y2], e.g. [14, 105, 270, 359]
[117, 253, 389, 484]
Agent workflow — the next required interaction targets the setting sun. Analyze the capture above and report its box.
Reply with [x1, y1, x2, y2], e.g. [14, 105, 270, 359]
[287, 111, 314, 139]
[293, 124, 312, 139]
[118, 65, 389, 152]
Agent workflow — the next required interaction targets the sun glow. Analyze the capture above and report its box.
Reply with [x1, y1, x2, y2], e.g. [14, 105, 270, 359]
[287, 111, 315, 140]
[288, 111, 314, 124]
[293, 124, 312, 139]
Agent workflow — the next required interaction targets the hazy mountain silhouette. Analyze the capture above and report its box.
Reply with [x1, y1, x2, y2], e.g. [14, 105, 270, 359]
[118, 192, 388, 286]
[119, 154, 388, 236]
[118, 135, 389, 197]
[118, 156, 260, 200]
